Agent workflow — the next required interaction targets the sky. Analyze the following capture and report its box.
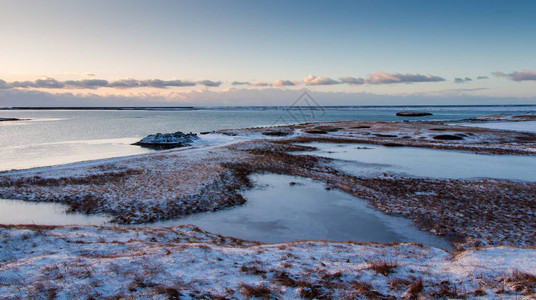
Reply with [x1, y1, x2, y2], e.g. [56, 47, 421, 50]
[1, 0, 535, 106]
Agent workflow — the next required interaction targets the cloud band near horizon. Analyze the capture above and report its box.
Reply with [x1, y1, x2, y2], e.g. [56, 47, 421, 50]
[0, 78, 221, 89]
[1, 69, 534, 91]
[493, 70, 536, 82]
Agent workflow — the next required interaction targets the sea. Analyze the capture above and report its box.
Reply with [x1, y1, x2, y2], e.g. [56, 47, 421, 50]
[1, 105, 536, 171]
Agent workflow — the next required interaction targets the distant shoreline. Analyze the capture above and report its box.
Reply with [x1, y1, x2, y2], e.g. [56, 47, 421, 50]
[1, 104, 536, 111]
[0, 117, 22, 122]
[0, 106, 196, 111]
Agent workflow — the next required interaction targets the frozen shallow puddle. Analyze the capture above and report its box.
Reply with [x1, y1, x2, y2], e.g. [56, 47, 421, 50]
[154, 173, 452, 249]
[0, 198, 111, 226]
[295, 142, 536, 181]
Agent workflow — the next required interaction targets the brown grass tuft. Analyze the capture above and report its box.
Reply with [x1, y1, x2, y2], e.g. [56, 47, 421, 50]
[503, 270, 536, 295]
[368, 260, 398, 276]
[240, 283, 272, 299]
[351, 281, 383, 298]
[404, 279, 423, 299]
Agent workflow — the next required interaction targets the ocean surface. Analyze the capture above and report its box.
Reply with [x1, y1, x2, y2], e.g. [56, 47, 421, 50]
[1, 105, 536, 171]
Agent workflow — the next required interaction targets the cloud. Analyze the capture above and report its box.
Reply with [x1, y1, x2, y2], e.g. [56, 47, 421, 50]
[231, 79, 298, 87]
[250, 81, 271, 87]
[231, 81, 250, 85]
[365, 71, 445, 84]
[303, 75, 341, 86]
[339, 76, 365, 85]
[3, 86, 535, 108]
[0, 77, 204, 89]
[139, 79, 196, 88]
[493, 70, 536, 81]
[64, 79, 109, 89]
[107, 79, 141, 88]
[197, 80, 221, 87]
[7, 77, 65, 89]
[272, 79, 297, 86]
[84, 73, 96, 77]
[454, 77, 472, 83]
[477, 76, 488, 80]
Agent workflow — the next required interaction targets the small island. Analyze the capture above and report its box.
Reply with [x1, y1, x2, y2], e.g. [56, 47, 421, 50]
[0, 117, 22, 122]
[133, 131, 199, 148]
[396, 111, 433, 117]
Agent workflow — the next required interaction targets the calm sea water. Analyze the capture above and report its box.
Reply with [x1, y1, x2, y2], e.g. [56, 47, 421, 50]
[1, 105, 536, 171]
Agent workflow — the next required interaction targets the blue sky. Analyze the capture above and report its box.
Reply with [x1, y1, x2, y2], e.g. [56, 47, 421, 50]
[1, 0, 535, 106]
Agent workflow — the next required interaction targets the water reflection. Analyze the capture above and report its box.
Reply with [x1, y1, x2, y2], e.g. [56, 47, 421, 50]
[295, 143, 536, 181]
[0, 198, 111, 226]
[153, 173, 452, 249]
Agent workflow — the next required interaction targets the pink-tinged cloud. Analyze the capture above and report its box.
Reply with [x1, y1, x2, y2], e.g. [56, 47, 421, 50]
[272, 79, 298, 86]
[339, 76, 365, 85]
[197, 80, 221, 87]
[231, 79, 299, 87]
[231, 81, 249, 86]
[64, 79, 109, 89]
[250, 81, 271, 87]
[493, 70, 536, 81]
[3, 86, 536, 107]
[303, 75, 341, 86]
[0, 77, 209, 89]
[366, 71, 445, 84]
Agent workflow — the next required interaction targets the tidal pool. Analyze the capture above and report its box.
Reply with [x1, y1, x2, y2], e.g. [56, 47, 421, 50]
[295, 143, 536, 181]
[0, 198, 111, 226]
[154, 173, 452, 249]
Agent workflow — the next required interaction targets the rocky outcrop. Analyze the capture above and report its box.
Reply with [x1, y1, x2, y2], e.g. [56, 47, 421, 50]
[396, 111, 433, 117]
[433, 134, 464, 140]
[261, 130, 290, 136]
[0, 118, 21, 122]
[134, 131, 199, 148]
[470, 113, 536, 122]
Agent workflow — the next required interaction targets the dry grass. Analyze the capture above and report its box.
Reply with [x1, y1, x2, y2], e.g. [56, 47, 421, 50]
[240, 261, 266, 276]
[351, 281, 384, 298]
[502, 270, 536, 295]
[272, 271, 300, 287]
[368, 260, 398, 276]
[404, 278, 423, 299]
[239, 283, 272, 299]
[297, 283, 329, 299]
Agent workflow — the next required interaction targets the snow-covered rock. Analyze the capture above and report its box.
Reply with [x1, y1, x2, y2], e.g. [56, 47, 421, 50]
[134, 131, 199, 148]
[0, 117, 21, 122]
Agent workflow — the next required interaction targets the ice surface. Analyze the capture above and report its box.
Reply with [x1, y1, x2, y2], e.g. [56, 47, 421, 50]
[0, 198, 111, 225]
[295, 142, 536, 181]
[459, 120, 536, 133]
[153, 173, 452, 249]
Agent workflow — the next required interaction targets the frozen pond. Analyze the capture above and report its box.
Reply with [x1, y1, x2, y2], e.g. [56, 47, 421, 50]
[458, 120, 536, 133]
[0, 198, 111, 226]
[295, 143, 536, 181]
[153, 173, 452, 249]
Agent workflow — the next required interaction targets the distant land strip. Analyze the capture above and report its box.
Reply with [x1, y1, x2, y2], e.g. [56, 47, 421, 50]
[0, 106, 196, 111]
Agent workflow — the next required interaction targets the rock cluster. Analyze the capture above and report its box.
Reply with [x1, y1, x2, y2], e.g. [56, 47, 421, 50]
[134, 131, 199, 148]
[396, 111, 433, 117]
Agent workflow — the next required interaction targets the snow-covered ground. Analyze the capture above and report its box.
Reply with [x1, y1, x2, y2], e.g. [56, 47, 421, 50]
[1, 119, 535, 298]
[459, 120, 536, 133]
[0, 225, 534, 299]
